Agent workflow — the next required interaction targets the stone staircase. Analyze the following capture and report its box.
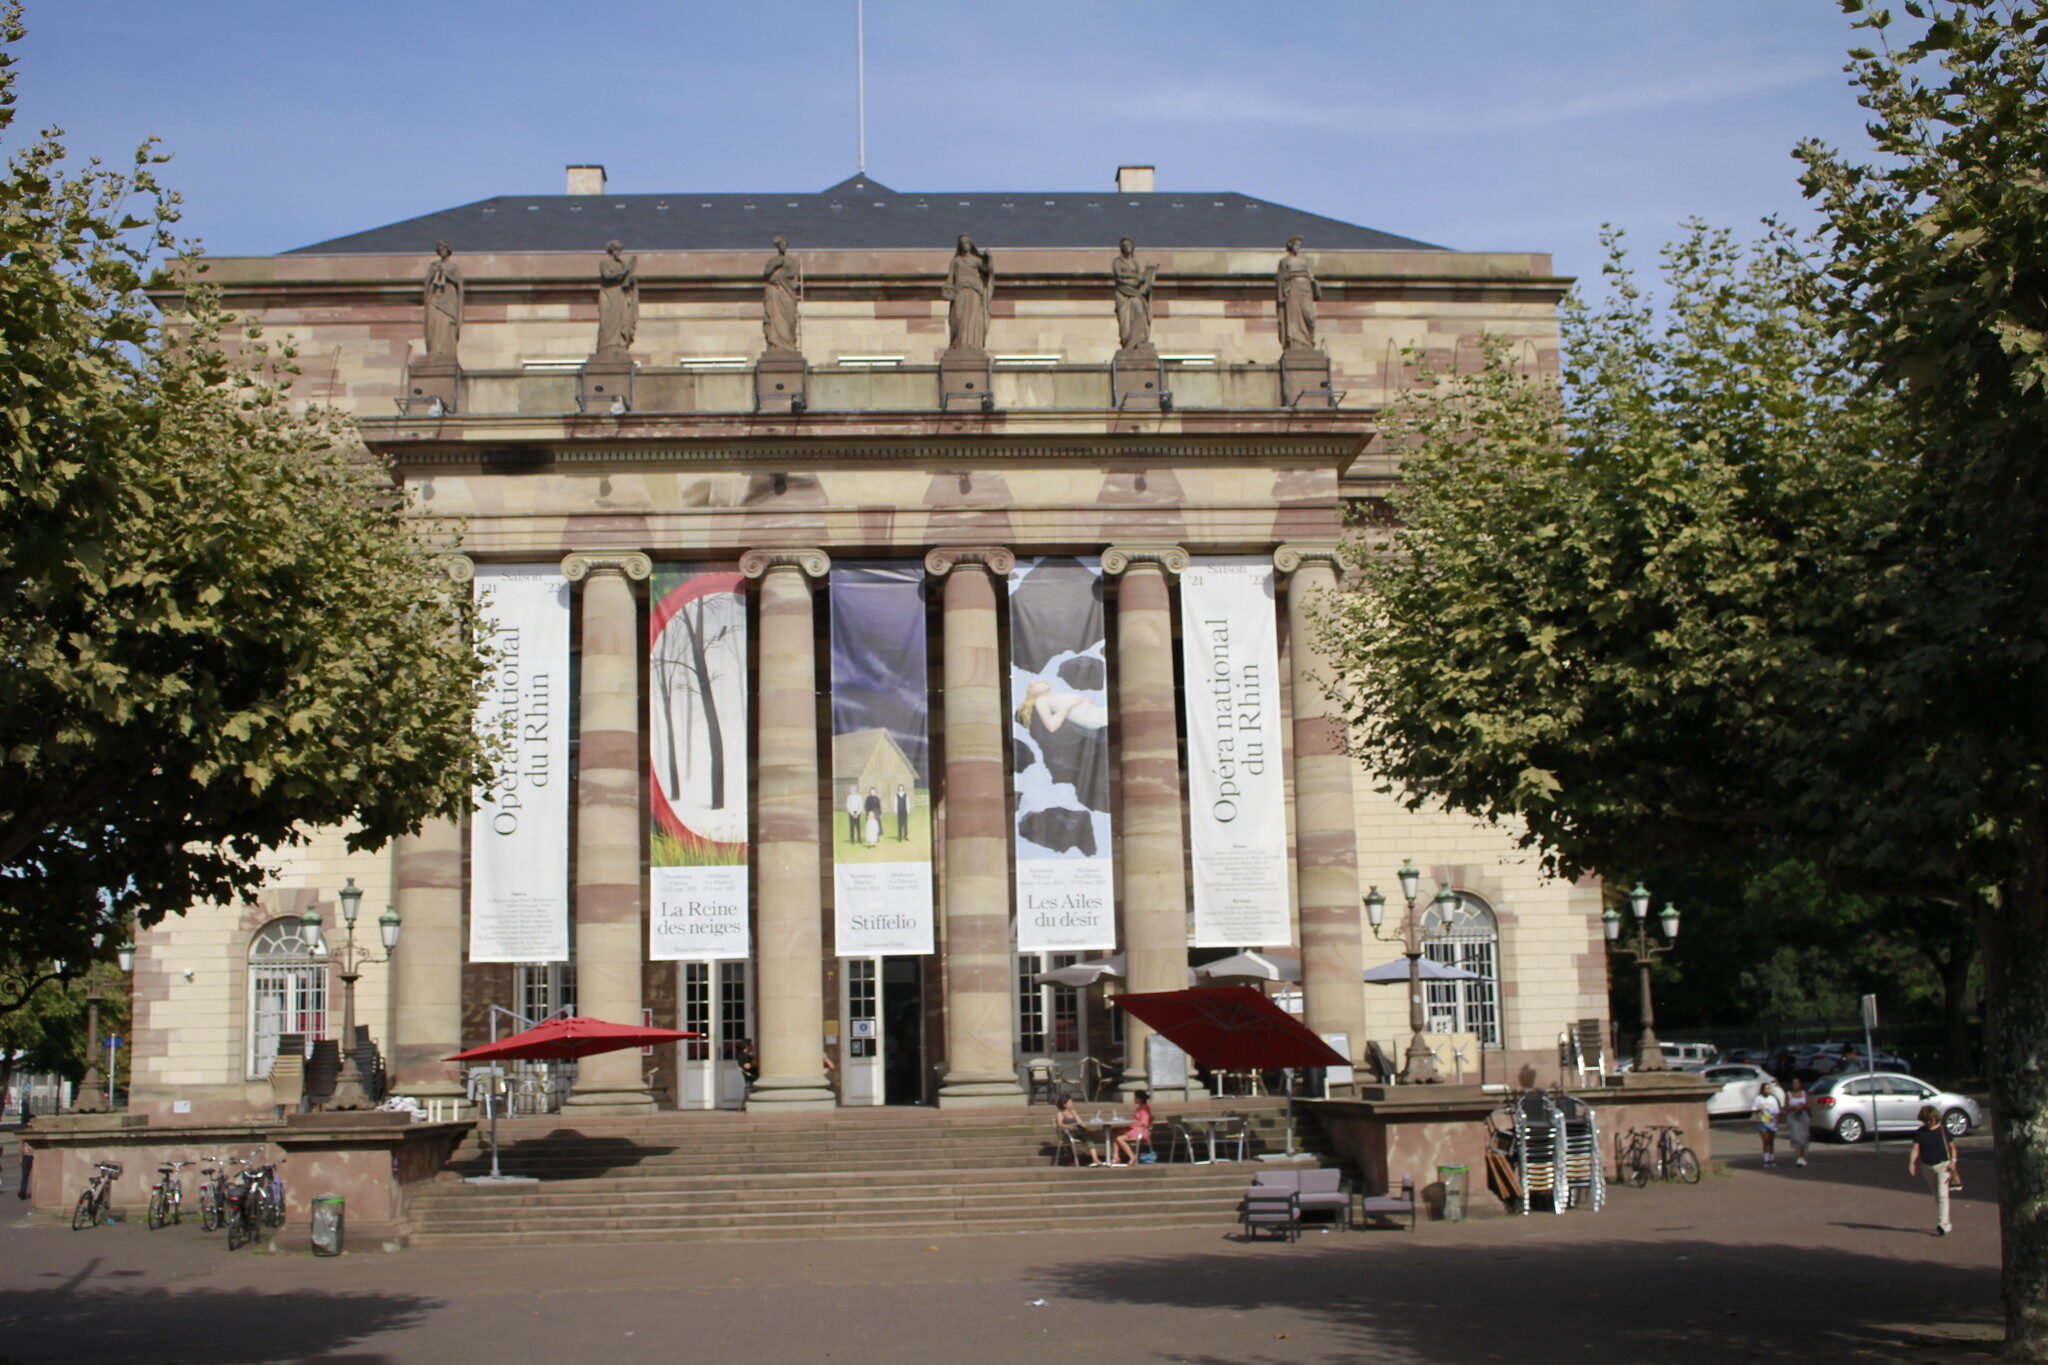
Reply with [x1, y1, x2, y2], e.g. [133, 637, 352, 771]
[409, 1099, 1323, 1246]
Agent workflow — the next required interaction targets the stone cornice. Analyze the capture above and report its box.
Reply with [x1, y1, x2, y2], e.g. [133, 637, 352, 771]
[922, 546, 1016, 577]
[1101, 544, 1190, 577]
[739, 548, 831, 579]
[1274, 542, 1346, 575]
[561, 550, 652, 582]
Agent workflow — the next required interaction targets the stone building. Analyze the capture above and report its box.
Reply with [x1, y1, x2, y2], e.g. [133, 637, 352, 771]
[129, 165, 1607, 1121]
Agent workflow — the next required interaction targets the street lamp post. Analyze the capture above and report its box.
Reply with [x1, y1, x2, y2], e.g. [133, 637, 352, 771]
[64, 938, 132, 1114]
[301, 878, 401, 1112]
[1364, 859, 1444, 1084]
[1603, 881, 1682, 1073]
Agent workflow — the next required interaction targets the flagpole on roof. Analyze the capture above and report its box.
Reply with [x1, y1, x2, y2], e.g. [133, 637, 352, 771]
[856, 0, 867, 176]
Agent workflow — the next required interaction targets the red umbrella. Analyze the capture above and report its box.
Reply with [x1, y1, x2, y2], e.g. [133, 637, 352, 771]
[1109, 986, 1345, 1071]
[445, 1016, 698, 1062]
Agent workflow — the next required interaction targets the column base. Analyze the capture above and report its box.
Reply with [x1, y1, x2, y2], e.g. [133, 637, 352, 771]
[1124, 1078, 1208, 1101]
[563, 1085, 656, 1116]
[938, 1071, 1026, 1108]
[747, 1074, 836, 1110]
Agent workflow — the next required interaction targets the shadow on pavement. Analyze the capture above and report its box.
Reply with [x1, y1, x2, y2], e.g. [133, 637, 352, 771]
[1045, 1238, 1999, 1363]
[456, 1131, 678, 1180]
[0, 1281, 431, 1365]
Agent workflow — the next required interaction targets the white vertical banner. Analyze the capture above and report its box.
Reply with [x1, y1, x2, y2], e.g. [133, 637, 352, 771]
[1180, 557, 1292, 947]
[470, 565, 572, 963]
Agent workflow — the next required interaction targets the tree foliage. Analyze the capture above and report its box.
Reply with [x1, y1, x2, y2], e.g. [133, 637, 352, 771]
[0, 8, 493, 981]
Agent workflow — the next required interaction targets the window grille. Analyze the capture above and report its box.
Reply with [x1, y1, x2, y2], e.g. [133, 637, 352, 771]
[247, 917, 327, 1079]
[1422, 892, 1504, 1048]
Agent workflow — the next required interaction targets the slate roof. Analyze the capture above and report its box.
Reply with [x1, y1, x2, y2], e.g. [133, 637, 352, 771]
[286, 174, 1443, 255]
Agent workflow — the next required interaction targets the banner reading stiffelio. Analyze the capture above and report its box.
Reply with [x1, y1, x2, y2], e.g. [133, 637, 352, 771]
[829, 563, 935, 956]
[469, 565, 572, 964]
[1009, 557, 1116, 952]
[648, 568, 750, 960]
[1180, 557, 1292, 947]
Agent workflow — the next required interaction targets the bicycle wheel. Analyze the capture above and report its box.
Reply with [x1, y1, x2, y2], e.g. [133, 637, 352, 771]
[146, 1185, 168, 1230]
[1626, 1150, 1650, 1189]
[72, 1188, 96, 1231]
[246, 1183, 272, 1231]
[263, 1180, 284, 1228]
[198, 1184, 218, 1232]
[226, 1202, 248, 1251]
[1673, 1148, 1702, 1184]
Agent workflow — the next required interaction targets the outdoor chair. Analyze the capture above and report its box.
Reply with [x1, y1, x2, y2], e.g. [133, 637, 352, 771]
[1358, 1174, 1418, 1231]
[1157, 1117, 1197, 1164]
[1294, 1168, 1352, 1227]
[1082, 1056, 1123, 1101]
[1052, 1121, 1096, 1167]
[1210, 1112, 1250, 1162]
[1024, 1057, 1066, 1105]
[1239, 1186, 1300, 1242]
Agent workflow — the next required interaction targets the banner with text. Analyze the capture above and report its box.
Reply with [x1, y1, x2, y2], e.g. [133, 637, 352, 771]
[1181, 557, 1292, 947]
[1009, 557, 1116, 951]
[648, 567, 751, 960]
[830, 563, 935, 956]
[469, 565, 572, 963]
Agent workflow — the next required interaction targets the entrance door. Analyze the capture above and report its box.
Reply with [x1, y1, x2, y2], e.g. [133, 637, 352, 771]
[842, 957, 883, 1106]
[881, 957, 925, 1105]
[678, 961, 751, 1110]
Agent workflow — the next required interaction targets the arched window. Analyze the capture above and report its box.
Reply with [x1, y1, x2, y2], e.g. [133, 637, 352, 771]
[1422, 891, 1503, 1048]
[247, 917, 327, 1079]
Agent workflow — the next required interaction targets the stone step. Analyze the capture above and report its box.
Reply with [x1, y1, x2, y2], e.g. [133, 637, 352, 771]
[409, 1207, 1248, 1247]
[414, 1190, 1245, 1227]
[413, 1174, 1253, 1212]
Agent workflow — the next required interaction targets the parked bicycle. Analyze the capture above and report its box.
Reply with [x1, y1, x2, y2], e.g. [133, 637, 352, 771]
[1617, 1124, 1701, 1187]
[71, 1160, 122, 1231]
[146, 1159, 195, 1230]
[195, 1155, 231, 1232]
[224, 1156, 283, 1251]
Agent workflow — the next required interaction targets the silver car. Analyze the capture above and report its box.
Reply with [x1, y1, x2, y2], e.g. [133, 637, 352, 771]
[1808, 1072, 1982, 1143]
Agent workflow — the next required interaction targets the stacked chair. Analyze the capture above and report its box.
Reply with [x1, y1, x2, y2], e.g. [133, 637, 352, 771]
[1510, 1091, 1566, 1216]
[1555, 1092, 1606, 1212]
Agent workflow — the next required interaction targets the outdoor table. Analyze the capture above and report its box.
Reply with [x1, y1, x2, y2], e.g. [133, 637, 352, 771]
[1088, 1114, 1130, 1163]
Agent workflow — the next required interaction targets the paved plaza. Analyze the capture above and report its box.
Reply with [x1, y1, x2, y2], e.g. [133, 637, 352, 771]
[0, 1122, 2002, 1364]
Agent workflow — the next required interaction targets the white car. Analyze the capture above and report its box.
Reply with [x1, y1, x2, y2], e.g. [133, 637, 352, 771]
[1693, 1063, 1775, 1117]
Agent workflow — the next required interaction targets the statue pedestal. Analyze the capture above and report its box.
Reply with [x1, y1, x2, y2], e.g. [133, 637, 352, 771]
[578, 355, 635, 414]
[756, 351, 808, 413]
[1112, 346, 1167, 411]
[939, 349, 993, 413]
[401, 358, 460, 416]
[1281, 348, 1333, 408]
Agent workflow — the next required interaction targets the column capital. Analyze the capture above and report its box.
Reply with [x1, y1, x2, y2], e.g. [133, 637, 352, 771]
[739, 547, 831, 579]
[561, 549, 652, 582]
[1101, 543, 1189, 578]
[1274, 542, 1345, 576]
[435, 553, 476, 584]
[923, 546, 1015, 577]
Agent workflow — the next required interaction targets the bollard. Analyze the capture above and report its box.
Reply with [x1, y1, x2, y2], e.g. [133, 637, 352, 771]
[1437, 1164, 1469, 1222]
[310, 1194, 345, 1256]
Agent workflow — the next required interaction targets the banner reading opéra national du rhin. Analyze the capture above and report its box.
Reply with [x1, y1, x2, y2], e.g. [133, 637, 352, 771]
[648, 567, 750, 960]
[1181, 557, 1291, 947]
[1009, 556, 1115, 952]
[470, 565, 572, 963]
[829, 562, 935, 955]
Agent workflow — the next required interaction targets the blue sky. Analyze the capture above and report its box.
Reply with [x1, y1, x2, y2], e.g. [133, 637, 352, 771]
[21, 1, 1880, 288]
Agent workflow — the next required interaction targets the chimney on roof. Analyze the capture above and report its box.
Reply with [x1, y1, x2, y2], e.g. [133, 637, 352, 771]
[566, 165, 607, 195]
[1115, 165, 1155, 194]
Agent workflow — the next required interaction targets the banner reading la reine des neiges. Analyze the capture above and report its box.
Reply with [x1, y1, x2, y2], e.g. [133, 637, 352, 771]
[647, 567, 751, 961]
[469, 565, 572, 964]
[1180, 557, 1292, 948]
[829, 562, 935, 956]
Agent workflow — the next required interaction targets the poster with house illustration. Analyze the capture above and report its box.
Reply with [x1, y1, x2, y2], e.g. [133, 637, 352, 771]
[829, 563, 935, 955]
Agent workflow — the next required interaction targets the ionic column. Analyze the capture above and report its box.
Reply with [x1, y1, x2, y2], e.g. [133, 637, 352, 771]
[390, 553, 472, 1099]
[562, 549, 655, 1113]
[1275, 543, 1366, 1076]
[739, 548, 835, 1109]
[925, 547, 1026, 1107]
[1102, 544, 1196, 1096]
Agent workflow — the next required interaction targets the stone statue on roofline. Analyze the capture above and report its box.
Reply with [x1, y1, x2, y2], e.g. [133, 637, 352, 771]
[596, 240, 639, 357]
[762, 236, 801, 355]
[943, 234, 994, 353]
[1276, 236, 1320, 352]
[1112, 236, 1159, 353]
[422, 240, 462, 360]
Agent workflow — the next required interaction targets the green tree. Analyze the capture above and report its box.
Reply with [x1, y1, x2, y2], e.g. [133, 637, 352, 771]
[0, 8, 494, 986]
[1320, 1, 2048, 1346]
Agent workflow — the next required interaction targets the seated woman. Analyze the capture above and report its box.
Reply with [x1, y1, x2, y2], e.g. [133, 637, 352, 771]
[1056, 1097, 1101, 1167]
[1112, 1090, 1154, 1167]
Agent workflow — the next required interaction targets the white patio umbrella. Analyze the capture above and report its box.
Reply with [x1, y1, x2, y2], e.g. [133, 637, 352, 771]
[1362, 956, 1481, 983]
[1034, 954, 1125, 987]
[1192, 950, 1302, 984]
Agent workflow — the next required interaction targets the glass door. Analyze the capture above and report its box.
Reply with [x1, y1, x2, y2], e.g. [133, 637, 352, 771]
[841, 957, 883, 1105]
[679, 960, 751, 1110]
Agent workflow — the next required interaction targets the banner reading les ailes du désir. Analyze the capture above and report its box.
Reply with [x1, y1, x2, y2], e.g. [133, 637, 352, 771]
[469, 565, 572, 964]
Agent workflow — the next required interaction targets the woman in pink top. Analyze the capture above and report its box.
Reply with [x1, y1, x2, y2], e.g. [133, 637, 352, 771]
[1112, 1091, 1153, 1167]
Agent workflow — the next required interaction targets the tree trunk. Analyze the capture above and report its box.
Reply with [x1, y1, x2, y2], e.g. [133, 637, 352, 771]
[1984, 818, 2048, 1359]
[680, 604, 725, 811]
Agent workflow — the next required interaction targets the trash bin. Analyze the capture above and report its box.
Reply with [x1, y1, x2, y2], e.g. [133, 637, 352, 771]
[310, 1194, 344, 1256]
[1437, 1164, 1469, 1223]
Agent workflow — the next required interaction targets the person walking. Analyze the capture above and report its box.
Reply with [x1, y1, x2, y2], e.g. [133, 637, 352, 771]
[1784, 1076, 1813, 1168]
[1754, 1081, 1784, 1167]
[1908, 1104, 1960, 1236]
